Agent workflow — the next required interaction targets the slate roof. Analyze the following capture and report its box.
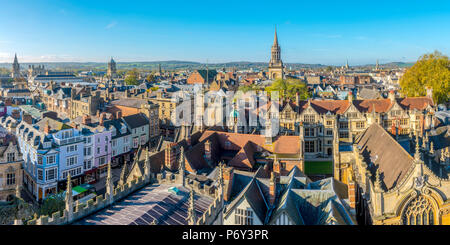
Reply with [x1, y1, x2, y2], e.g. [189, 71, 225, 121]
[269, 167, 354, 225]
[355, 123, 414, 190]
[110, 98, 148, 109]
[122, 113, 149, 129]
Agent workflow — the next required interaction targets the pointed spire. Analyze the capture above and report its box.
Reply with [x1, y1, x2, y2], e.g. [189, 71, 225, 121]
[15, 183, 21, 199]
[422, 133, 427, 149]
[187, 189, 196, 225]
[273, 26, 279, 47]
[119, 163, 127, 186]
[144, 147, 151, 181]
[65, 174, 73, 221]
[414, 136, 422, 161]
[179, 146, 185, 186]
[217, 161, 224, 199]
[106, 161, 114, 204]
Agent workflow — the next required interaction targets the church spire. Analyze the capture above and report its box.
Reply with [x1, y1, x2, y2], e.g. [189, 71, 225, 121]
[273, 26, 279, 47]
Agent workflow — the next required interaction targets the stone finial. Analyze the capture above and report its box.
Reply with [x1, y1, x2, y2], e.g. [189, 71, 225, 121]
[441, 150, 446, 163]
[187, 189, 196, 225]
[15, 183, 21, 199]
[179, 146, 185, 186]
[216, 161, 224, 199]
[430, 141, 435, 155]
[414, 136, 422, 161]
[422, 133, 428, 149]
[65, 174, 73, 221]
[119, 163, 127, 186]
[106, 161, 114, 204]
[144, 147, 151, 181]
[374, 168, 382, 192]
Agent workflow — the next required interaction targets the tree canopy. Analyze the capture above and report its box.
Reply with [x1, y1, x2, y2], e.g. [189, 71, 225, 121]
[399, 51, 450, 104]
[265, 78, 309, 100]
[237, 84, 261, 93]
[124, 68, 140, 86]
[39, 193, 65, 217]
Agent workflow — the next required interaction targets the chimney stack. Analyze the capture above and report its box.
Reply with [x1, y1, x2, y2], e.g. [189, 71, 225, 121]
[269, 172, 277, 206]
[99, 112, 106, 126]
[44, 120, 51, 134]
[22, 113, 32, 125]
[348, 181, 356, 209]
[388, 90, 395, 103]
[204, 140, 212, 163]
[165, 143, 177, 170]
[82, 115, 92, 125]
[347, 91, 353, 102]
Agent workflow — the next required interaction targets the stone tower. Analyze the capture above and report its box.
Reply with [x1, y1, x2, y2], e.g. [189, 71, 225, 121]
[12, 53, 21, 78]
[107, 57, 117, 78]
[268, 27, 284, 80]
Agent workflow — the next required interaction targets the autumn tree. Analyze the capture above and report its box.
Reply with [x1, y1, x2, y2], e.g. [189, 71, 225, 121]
[146, 72, 156, 83]
[399, 51, 450, 104]
[124, 68, 140, 85]
[265, 78, 309, 100]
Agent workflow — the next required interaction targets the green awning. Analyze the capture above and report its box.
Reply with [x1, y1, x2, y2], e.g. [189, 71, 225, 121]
[72, 186, 87, 195]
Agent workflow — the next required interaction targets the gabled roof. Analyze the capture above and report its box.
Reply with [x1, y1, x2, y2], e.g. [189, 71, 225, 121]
[225, 168, 269, 223]
[355, 123, 414, 190]
[121, 113, 149, 129]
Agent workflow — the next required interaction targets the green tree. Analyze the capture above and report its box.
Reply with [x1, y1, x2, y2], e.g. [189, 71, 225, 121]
[238, 84, 260, 93]
[399, 51, 450, 104]
[146, 72, 156, 83]
[39, 193, 65, 217]
[265, 78, 309, 100]
[124, 68, 140, 85]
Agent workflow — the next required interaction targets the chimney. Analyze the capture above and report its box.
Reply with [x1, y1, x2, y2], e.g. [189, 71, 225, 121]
[22, 113, 32, 125]
[388, 90, 395, 103]
[204, 140, 212, 163]
[82, 115, 92, 125]
[223, 166, 234, 202]
[99, 112, 106, 126]
[165, 143, 177, 170]
[44, 120, 51, 134]
[11, 109, 20, 120]
[295, 92, 300, 106]
[269, 172, 277, 206]
[348, 181, 356, 209]
[116, 111, 122, 119]
[273, 157, 281, 175]
[347, 91, 353, 102]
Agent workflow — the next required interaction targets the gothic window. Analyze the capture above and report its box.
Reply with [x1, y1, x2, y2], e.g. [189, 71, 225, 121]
[402, 196, 435, 225]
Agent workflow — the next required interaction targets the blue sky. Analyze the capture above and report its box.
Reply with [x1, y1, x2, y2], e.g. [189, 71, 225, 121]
[0, 0, 449, 65]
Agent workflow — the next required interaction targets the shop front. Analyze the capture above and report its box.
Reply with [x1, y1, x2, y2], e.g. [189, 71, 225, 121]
[84, 168, 98, 184]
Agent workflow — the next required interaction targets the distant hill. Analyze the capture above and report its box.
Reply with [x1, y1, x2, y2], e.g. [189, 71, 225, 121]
[0, 60, 412, 71]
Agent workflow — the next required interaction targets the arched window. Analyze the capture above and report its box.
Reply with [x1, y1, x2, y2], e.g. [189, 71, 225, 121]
[402, 195, 435, 225]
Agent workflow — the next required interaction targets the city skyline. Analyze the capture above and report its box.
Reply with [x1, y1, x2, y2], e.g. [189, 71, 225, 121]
[0, 0, 449, 65]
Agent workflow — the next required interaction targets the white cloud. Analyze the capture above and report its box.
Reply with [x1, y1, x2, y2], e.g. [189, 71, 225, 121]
[105, 21, 117, 29]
